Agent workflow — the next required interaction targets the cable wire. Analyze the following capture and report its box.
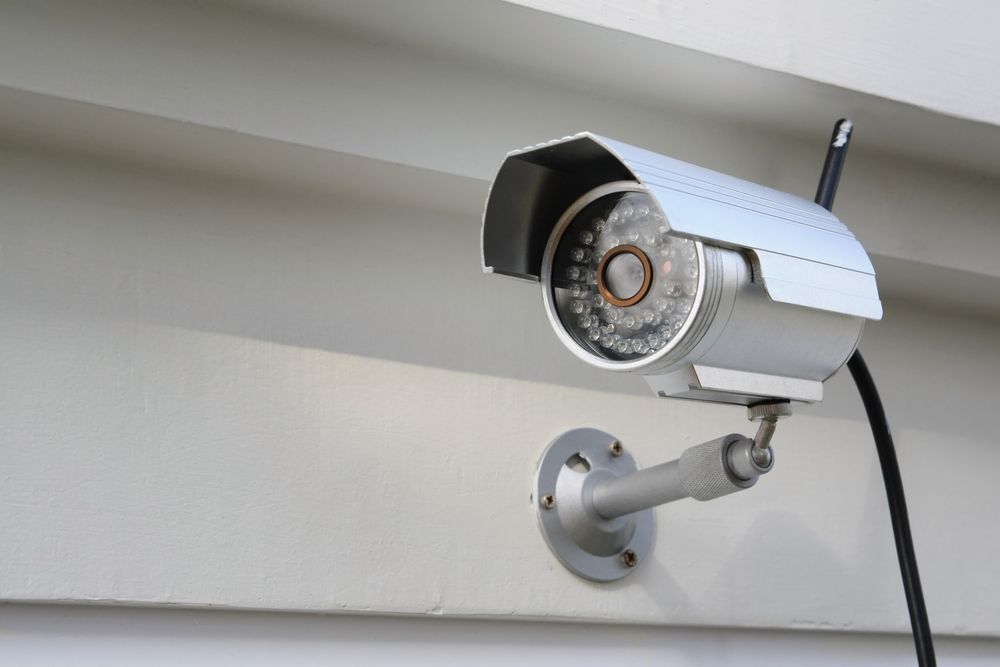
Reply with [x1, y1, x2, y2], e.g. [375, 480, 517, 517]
[816, 119, 936, 666]
[847, 351, 936, 666]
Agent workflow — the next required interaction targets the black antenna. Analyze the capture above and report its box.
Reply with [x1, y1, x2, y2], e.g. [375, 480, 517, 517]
[814, 119, 936, 667]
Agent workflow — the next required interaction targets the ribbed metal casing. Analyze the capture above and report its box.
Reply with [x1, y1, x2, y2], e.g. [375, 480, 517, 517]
[482, 132, 879, 405]
[483, 132, 881, 320]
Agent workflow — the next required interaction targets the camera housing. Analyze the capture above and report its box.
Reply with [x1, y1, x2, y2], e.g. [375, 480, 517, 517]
[482, 133, 882, 405]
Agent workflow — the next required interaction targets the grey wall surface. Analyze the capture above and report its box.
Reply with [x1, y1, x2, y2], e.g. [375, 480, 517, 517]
[1, 0, 999, 664]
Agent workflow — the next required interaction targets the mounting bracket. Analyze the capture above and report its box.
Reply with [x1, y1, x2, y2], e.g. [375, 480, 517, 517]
[533, 404, 788, 581]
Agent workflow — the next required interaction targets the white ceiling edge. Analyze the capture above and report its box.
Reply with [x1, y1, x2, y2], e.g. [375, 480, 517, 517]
[501, 0, 1000, 128]
[2, 85, 1000, 323]
[218, 0, 1000, 177]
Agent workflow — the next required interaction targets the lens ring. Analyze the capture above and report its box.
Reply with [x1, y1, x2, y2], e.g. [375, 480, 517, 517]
[597, 245, 652, 307]
[540, 181, 710, 370]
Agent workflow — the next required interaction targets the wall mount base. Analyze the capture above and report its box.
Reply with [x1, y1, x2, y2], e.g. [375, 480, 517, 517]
[533, 428, 654, 582]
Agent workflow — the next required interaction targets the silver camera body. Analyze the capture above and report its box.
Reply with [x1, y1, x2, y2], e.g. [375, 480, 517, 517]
[482, 133, 882, 405]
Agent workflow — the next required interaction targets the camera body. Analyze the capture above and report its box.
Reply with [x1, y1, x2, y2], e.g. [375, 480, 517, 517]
[482, 133, 882, 405]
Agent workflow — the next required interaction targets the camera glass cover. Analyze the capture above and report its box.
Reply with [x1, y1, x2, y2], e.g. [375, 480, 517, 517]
[550, 191, 701, 361]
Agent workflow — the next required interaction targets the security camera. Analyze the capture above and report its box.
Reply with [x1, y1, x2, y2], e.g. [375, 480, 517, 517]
[482, 132, 884, 582]
[482, 132, 882, 406]
[482, 129, 934, 667]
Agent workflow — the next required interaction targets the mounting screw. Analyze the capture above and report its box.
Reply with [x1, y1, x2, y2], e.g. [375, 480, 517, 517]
[609, 441, 623, 457]
[621, 549, 638, 568]
[541, 494, 556, 510]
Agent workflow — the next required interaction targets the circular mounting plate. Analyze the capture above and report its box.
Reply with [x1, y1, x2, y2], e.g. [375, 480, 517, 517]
[533, 428, 655, 582]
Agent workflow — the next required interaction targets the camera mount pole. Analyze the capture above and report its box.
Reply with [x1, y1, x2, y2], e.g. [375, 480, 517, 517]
[532, 398, 789, 582]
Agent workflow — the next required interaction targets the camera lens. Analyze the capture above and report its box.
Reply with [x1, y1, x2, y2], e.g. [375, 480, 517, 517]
[550, 191, 701, 361]
[599, 245, 651, 306]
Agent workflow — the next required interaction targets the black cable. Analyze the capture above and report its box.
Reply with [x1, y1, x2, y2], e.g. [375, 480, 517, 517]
[815, 119, 936, 666]
[847, 352, 935, 666]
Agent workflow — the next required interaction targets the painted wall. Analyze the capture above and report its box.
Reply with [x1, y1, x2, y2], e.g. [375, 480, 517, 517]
[3, 604, 998, 667]
[1, 0, 998, 664]
[504, 0, 1000, 125]
[1, 139, 997, 638]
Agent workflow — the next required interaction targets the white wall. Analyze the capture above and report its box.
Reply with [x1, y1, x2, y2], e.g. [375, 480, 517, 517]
[1, 141, 998, 633]
[3, 604, 999, 667]
[503, 0, 1000, 126]
[1, 0, 999, 664]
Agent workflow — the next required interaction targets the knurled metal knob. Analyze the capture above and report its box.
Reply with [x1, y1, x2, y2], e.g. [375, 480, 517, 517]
[747, 401, 793, 422]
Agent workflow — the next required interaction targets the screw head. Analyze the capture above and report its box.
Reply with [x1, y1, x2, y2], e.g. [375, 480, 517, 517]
[540, 494, 556, 510]
[621, 549, 638, 568]
[609, 441, 624, 457]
